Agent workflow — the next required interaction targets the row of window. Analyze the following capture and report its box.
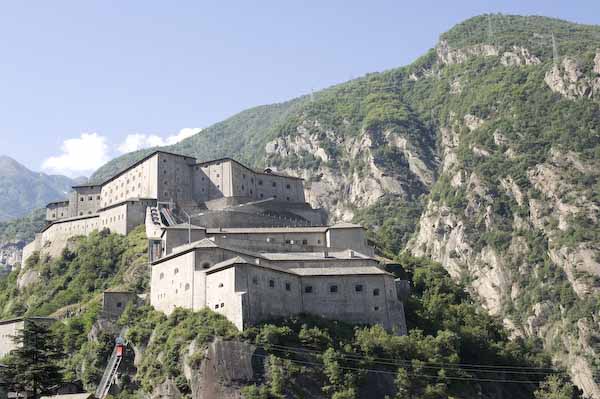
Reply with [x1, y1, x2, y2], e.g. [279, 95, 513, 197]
[246, 277, 381, 296]
[80, 195, 101, 202]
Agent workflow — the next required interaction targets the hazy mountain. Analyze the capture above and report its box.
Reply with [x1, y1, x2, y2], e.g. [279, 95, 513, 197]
[0, 155, 78, 221]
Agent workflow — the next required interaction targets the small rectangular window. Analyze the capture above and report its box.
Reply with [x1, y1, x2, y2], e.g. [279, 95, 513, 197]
[330, 285, 338, 293]
[285, 282, 291, 291]
[269, 279, 275, 288]
[304, 286, 313, 293]
[355, 284, 363, 292]
[373, 288, 380, 296]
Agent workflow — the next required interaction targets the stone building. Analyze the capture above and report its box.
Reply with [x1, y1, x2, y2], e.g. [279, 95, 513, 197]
[0, 317, 56, 358]
[23, 150, 407, 334]
[24, 151, 322, 262]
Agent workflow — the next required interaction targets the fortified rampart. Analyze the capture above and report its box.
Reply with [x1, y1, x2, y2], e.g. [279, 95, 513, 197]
[23, 150, 407, 335]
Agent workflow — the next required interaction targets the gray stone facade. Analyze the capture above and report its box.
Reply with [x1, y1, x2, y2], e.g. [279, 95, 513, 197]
[23, 150, 407, 334]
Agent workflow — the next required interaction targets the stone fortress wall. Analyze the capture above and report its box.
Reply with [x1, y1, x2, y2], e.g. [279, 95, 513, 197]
[24, 151, 316, 263]
[22, 150, 407, 335]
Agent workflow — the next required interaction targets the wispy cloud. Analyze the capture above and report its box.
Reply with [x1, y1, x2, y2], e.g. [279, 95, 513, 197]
[117, 128, 202, 154]
[42, 133, 110, 177]
[42, 128, 202, 177]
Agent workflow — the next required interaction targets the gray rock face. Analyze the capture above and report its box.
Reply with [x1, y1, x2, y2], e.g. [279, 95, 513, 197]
[190, 339, 258, 399]
[436, 40, 499, 65]
[544, 56, 600, 99]
[265, 119, 437, 221]
[500, 46, 541, 66]
[151, 379, 182, 399]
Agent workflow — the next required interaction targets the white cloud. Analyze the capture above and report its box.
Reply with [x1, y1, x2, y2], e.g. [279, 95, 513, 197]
[117, 128, 202, 154]
[42, 133, 110, 177]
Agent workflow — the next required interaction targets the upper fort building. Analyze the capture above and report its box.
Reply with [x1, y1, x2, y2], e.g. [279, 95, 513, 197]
[23, 150, 407, 334]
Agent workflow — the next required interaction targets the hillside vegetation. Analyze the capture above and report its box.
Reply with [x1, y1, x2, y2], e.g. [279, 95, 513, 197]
[87, 14, 600, 396]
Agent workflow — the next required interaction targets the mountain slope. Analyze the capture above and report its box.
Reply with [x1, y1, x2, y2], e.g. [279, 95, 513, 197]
[89, 13, 600, 397]
[0, 156, 78, 221]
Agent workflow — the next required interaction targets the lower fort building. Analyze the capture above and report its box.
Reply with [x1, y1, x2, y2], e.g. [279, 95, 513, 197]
[23, 150, 407, 334]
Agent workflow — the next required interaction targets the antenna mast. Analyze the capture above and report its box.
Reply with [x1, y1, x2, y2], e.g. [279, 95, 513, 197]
[552, 33, 559, 65]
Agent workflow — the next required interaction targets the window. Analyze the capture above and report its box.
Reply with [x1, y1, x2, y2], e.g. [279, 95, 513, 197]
[220, 303, 225, 308]
[116, 302, 122, 308]
[241, 185, 245, 190]
[286, 184, 291, 189]
[304, 286, 313, 293]
[302, 239, 308, 245]
[355, 284, 363, 292]
[373, 288, 380, 296]
[286, 197, 290, 201]
[317, 240, 321, 244]
[272, 182, 277, 187]
[185, 283, 190, 291]
[269, 279, 275, 288]
[214, 304, 219, 309]
[159, 273, 164, 280]
[330, 285, 338, 293]
[202, 262, 211, 269]
[285, 282, 291, 291]
[174, 268, 179, 274]
[216, 174, 220, 178]
[52, 214, 56, 218]
[80, 198, 84, 202]
[260, 193, 264, 198]
[258, 180, 263, 186]
[218, 283, 224, 288]
[252, 277, 258, 284]
[80, 212, 83, 216]
[97, 195, 101, 200]
[374, 306, 380, 311]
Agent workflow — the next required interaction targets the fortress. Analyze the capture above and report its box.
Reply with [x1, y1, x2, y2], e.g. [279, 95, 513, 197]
[23, 151, 407, 333]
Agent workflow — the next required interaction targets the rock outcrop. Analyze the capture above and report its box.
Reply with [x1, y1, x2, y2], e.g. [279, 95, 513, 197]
[545, 55, 600, 99]
[265, 119, 437, 221]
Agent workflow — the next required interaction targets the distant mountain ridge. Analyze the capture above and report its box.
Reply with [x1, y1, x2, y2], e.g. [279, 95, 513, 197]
[0, 155, 79, 222]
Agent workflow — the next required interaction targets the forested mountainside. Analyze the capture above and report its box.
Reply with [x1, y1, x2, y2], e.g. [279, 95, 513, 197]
[88, 14, 600, 396]
[0, 227, 571, 398]
[0, 155, 78, 221]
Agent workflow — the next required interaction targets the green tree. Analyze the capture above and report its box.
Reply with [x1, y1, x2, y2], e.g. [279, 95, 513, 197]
[0, 319, 65, 399]
[534, 375, 580, 399]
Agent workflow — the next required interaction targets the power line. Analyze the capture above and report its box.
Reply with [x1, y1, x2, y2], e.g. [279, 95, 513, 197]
[261, 343, 572, 374]
[252, 353, 545, 385]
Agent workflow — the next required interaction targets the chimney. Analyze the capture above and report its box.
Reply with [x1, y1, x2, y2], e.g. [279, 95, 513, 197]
[255, 258, 260, 265]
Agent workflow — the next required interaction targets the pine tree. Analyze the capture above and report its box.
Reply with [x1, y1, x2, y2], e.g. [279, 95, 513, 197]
[0, 319, 65, 399]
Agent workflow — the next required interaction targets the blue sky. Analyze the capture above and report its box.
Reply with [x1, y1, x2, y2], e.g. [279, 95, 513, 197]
[1, 1, 598, 176]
